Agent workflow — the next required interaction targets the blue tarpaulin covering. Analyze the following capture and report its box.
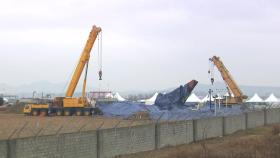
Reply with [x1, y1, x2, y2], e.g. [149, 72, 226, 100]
[97, 102, 157, 118]
[97, 80, 245, 120]
[97, 102, 244, 120]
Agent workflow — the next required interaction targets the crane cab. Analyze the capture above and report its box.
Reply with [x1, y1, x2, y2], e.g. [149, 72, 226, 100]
[23, 103, 49, 116]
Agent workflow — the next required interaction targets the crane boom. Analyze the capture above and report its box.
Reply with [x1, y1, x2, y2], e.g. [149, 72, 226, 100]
[65, 25, 102, 97]
[209, 56, 247, 104]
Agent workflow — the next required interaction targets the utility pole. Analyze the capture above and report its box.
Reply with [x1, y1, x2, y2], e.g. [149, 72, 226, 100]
[209, 89, 213, 110]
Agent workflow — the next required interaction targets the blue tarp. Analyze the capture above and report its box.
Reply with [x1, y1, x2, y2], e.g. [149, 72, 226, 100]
[97, 102, 160, 118]
[97, 102, 244, 121]
[97, 81, 245, 121]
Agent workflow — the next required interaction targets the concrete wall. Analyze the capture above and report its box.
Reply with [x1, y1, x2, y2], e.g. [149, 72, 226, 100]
[15, 135, 60, 158]
[266, 109, 280, 124]
[194, 117, 223, 141]
[157, 120, 193, 148]
[99, 124, 155, 158]
[223, 114, 246, 135]
[1, 109, 280, 158]
[59, 132, 97, 158]
[0, 140, 7, 158]
[13, 131, 97, 158]
[247, 111, 265, 129]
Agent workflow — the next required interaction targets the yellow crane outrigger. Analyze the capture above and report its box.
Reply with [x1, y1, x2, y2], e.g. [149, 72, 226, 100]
[209, 56, 247, 105]
[24, 25, 102, 116]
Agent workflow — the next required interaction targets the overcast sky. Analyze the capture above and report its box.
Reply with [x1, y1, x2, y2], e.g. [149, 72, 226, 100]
[0, 0, 280, 91]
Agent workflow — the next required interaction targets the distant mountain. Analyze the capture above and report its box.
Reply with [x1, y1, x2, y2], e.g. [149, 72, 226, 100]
[0, 83, 13, 92]
[1, 81, 280, 98]
[193, 82, 280, 98]
[17, 81, 66, 93]
[0, 81, 96, 97]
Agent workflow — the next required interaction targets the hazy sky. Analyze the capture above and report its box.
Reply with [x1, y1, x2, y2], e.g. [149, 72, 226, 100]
[0, 0, 280, 91]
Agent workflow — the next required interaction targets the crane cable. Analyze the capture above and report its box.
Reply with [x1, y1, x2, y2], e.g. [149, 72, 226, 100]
[100, 31, 103, 72]
[97, 31, 103, 81]
[97, 31, 103, 95]
[208, 59, 215, 85]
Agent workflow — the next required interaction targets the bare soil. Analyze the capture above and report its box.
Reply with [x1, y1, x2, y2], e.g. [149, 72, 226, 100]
[0, 111, 150, 140]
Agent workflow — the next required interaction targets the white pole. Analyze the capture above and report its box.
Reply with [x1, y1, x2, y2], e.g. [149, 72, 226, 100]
[215, 102, 217, 116]
[226, 96, 228, 108]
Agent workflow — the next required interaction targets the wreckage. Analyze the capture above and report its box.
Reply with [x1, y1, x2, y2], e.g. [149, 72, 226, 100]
[155, 80, 198, 110]
[98, 80, 198, 119]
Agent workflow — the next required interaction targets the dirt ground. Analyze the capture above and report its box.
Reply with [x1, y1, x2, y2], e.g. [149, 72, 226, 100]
[118, 124, 280, 158]
[0, 111, 150, 140]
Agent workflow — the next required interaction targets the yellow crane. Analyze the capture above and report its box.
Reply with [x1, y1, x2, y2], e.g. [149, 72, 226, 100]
[24, 25, 102, 116]
[209, 56, 247, 105]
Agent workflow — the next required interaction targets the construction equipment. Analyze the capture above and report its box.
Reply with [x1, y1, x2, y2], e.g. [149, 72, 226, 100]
[209, 56, 247, 105]
[24, 25, 102, 116]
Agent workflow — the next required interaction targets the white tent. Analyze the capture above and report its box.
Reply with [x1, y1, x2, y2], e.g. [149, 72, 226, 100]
[224, 92, 234, 97]
[105, 93, 114, 99]
[138, 99, 146, 103]
[144, 92, 159, 105]
[113, 92, 126, 102]
[185, 93, 202, 103]
[246, 93, 264, 103]
[215, 93, 223, 100]
[201, 94, 215, 102]
[265, 93, 279, 102]
[3, 97, 8, 103]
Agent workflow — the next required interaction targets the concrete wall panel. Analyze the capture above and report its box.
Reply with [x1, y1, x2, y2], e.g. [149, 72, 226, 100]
[0, 140, 7, 158]
[266, 109, 280, 124]
[224, 115, 246, 135]
[60, 131, 97, 158]
[194, 117, 223, 141]
[247, 111, 265, 129]
[14, 131, 97, 158]
[99, 124, 155, 158]
[157, 120, 193, 148]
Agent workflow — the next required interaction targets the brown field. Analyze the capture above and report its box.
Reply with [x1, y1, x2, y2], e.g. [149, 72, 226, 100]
[0, 111, 150, 140]
[118, 124, 280, 158]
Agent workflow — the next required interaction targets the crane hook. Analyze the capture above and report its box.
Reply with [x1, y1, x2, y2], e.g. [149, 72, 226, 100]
[211, 78, 214, 85]
[98, 70, 102, 80]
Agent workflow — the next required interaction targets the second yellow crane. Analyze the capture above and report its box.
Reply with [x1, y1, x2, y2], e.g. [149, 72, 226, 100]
[209, 56, 247, 105]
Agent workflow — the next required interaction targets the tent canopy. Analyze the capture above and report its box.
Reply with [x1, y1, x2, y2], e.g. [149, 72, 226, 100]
[265, 93, 279, 102]
[113, 92, 126, 101]
[185, 93, 202, 103]
[146, 93, 158, 102]
[105, 93, 114, 99]
[201, 94, 215, 102]
[145, 92, 159, 105]
[215, 93, 223, 100]
[224, 92, 234, 97]
[246, 93, 264, 103]
[3, 98, 8, 102]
